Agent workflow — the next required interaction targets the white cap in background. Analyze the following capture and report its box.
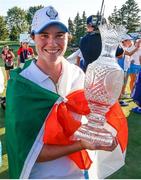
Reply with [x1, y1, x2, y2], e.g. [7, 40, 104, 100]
[121, 34, 133, 42]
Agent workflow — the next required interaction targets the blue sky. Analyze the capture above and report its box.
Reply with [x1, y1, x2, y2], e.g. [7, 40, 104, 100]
[0, 0, 141, 24]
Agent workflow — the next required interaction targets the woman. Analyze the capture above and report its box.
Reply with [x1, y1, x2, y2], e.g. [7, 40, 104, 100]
[1, 45, 15, 80]
[17, 41, 34, 67]
[122, 36, 141, 92]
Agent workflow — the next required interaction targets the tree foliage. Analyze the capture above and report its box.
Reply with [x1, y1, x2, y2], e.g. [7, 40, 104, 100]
[68, 11, 87, 46]
[0, 16, 9, 40]
[108, 0, 140, 32]
[6, 6, 29, 40]
[9, 26, 19, 41]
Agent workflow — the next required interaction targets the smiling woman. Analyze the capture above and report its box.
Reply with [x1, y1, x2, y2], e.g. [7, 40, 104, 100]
[5, 5, 87, 179]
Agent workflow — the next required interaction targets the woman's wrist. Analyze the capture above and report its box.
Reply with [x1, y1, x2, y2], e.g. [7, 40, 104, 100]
[76, 140, 86, 150]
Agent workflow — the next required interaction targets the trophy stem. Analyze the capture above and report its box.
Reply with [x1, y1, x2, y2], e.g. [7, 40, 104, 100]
[87, 102, 110, 124]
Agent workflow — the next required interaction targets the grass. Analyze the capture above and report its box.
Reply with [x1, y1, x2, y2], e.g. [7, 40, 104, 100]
[0, 108, 8, 179]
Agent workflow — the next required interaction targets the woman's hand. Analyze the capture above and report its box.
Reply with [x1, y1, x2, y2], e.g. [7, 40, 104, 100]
[37, 136, 118, 162]
[80, 136, 118, 151]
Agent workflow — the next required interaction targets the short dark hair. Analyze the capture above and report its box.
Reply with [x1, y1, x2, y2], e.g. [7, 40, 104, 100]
[115, 46, 124, 57]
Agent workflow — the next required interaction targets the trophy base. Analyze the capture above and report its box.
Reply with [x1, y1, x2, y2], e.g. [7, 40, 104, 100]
[74, 124, 114, 147]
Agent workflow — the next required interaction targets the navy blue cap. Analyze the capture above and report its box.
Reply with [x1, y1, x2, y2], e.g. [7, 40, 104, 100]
[87, 15, 99, 27]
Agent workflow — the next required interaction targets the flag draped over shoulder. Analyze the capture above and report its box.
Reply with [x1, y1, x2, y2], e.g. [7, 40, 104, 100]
[43, 90, 92, 169]
[5, 62, 59, 179]
[43, 89, 128, 171]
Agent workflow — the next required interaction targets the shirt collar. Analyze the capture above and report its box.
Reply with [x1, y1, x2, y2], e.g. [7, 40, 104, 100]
[29, 60, 50, 83]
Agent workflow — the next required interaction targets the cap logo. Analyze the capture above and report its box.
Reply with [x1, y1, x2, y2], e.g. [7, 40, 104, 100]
[46, 6, 58, 19]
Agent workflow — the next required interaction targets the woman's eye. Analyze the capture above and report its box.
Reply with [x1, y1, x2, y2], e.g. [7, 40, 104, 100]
[56, 34, 65, 39]
[40, 34, 48, 38]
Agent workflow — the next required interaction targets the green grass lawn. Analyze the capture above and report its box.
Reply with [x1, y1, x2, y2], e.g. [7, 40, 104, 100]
[0, 95, 141, 179]
[0, 107, 8, 179]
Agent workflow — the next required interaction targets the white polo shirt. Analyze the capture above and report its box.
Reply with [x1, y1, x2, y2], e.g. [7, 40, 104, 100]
[20, 59, 85, 179]
[126, 45, 141, 65]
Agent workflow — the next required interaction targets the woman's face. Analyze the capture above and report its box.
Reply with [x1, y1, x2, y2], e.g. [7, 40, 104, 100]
[22, 42, 28, 48]
[4, 46, 9, 52]
[33, 25, 68, 63]
[122, 39, 132, 47]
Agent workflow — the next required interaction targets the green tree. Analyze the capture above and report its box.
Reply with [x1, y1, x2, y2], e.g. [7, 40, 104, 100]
[108, 0, 140, 32]
[74, 12, 86, 46]
[9, 26, 19, 41]
[123, 0, 140, 32]
[68, 17, 75, 45]
[0, 16, 9, 40]
[81, 11, 87, 35]
[108, 6, 120, 25]
[118, 5, 127, 25]
[74, 12, 81, 45]
[68, 18, 75, 35]
[68, 11, 87, 47]
[6, 6, 29, 39]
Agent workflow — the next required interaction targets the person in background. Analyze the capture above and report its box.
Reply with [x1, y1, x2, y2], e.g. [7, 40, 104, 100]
[79, 15, 102, 72]
[66, 48, 85, 71]
[115, 46, 129, 106]
[131, 68, 141, 114]
[0, 67, 4, 94]
[17, 40, 35, 68]
[1, 45, 15, 80]
[76, 51, 86, 71]
[121, 35, 141, 93]
[131, 39, 141, 114]
[66, 48, 81, 64]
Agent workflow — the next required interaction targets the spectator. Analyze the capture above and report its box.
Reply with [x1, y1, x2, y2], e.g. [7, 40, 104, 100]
[121, 34, 141, 92]
[0, 67, 4, 94]
[1, 45, 15, 80]
[80, 15, 102, 72]
[131, 69, 141, 114]
[17, 40, 35, 68]
[115, 46, 129, 106]
[66, 48, 81, 64]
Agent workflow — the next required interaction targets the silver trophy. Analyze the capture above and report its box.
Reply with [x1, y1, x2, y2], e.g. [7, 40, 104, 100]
[74, 25, 126, 147]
